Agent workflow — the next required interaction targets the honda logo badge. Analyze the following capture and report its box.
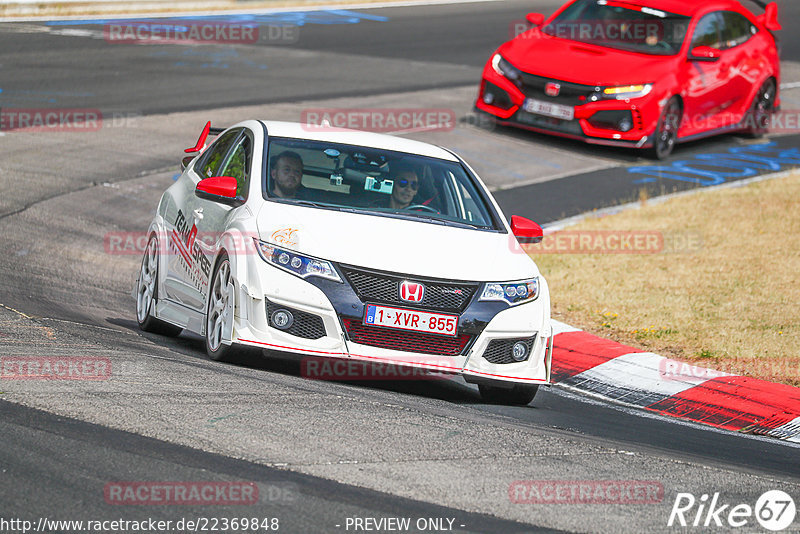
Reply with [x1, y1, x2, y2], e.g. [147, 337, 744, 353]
[545, 82, 561, 97]
[399, 281, 425, 303]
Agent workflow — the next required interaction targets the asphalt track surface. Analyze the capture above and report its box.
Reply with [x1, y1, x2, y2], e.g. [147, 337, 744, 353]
[1, 1, 800, 533]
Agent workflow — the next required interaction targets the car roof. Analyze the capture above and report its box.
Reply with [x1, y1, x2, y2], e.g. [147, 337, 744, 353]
[258, 120, 459, 162]
[596, 0, 750, 17]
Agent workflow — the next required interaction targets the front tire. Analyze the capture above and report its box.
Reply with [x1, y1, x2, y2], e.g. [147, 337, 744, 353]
[136, 235, 183, 337]
[478, 383, 539, 405]
[647, 97, 681, 160]
[205, 253, 235, 361]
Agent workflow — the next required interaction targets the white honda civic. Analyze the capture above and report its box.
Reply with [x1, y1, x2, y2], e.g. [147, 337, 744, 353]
[135, 120, 552, 405]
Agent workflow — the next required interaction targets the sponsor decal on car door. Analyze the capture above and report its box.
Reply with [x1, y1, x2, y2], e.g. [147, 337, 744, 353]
[165, 129, 243, 311]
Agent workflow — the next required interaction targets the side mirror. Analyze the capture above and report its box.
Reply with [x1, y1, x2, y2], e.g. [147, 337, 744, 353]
[195, 176, 244, 207]
[689, 46, 721, 62]
[526, 13, 545, 26]
[511, 215, 543, 244]
[181, 155, 195, 171]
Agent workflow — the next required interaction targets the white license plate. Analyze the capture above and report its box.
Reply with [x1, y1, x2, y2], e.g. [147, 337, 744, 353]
[523, 98, 574, 120]
[364, 304, 458, 337]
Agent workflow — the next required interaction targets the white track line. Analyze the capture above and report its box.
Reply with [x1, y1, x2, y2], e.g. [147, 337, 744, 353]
[0, 0, 503, 22]
[543, 168, 798, 231]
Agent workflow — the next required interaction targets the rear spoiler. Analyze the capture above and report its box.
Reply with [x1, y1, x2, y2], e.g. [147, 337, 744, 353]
[750, 1, 781, 32]
[184, 121, 227, 153]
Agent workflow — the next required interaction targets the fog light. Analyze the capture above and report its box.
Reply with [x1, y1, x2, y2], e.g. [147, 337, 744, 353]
[483, 92, 495, 105]
[619, 118, 633, 132]
[512, 342, 529, 362]
[271, 309, 294, 330]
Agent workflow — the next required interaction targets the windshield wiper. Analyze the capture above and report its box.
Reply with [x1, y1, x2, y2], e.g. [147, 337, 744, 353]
[291, 200, 345, 212]
[386, 211, 487, 230]
[383, 211, 447, 225]
[442, 219, 487, 230]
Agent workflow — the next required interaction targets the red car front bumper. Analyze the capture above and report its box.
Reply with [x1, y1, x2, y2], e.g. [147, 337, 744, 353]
[476, 64, 661, 149]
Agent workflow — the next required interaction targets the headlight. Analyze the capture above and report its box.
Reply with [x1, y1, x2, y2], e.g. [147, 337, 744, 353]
[590, 84, 653, 101]
[491, 54, 522, 86]
[480, 277, 539, 305]
[254, 239, 342, 283]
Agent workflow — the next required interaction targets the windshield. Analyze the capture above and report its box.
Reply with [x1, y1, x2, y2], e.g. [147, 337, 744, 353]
[543, 0, 691, 55]
[263, 137, 500, 230]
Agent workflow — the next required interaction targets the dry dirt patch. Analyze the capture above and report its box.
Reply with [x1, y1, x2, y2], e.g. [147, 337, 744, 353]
[531, 171, 800, 386]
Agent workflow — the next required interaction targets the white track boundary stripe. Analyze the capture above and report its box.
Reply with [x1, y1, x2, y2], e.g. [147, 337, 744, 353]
[0, 0, 504, 23]
[767, 417, 800, 442]
[563, 352, 731, 407]
[552, 319, 581, 335]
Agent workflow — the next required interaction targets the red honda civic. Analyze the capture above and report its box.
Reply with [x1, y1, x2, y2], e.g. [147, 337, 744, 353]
[476, 0, 782, 158]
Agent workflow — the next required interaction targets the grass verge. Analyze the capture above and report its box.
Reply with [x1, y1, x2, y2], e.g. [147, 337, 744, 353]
[531, 170, 800, 387]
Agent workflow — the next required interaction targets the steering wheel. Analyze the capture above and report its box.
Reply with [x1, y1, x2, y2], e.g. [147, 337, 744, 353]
[405, 204, 439, 213]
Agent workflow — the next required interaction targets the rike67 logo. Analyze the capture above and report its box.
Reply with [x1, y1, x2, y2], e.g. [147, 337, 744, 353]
[668, 490, 796, 531]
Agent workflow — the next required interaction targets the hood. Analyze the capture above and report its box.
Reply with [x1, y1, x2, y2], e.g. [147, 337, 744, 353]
[501, 33, 676, 86]
[256, 202, 539, 282]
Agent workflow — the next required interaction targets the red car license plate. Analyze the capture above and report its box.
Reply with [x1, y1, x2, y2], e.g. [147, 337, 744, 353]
[364, 304, 458, 337]
[523, 98, 575, 120]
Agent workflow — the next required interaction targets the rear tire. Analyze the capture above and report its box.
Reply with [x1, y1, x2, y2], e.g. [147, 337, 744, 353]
[478, 383, 539, 405]
[745, 78, 776, 137]
[647, 97, 681, 160]
[205, 253, 235, 362]
[136, 235, 183, 337]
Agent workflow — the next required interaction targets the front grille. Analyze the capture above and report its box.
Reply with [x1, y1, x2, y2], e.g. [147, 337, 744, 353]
[266, 300, 326, 339]
[342, 318, 473, 356]
[341, 266, 478, 313]
[482, 335, 537, 364]
[518, 72, 595, 106]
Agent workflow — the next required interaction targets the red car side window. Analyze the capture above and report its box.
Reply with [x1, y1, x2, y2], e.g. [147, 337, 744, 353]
[692, 13, 723, 50]
[720, 11, 756, 49]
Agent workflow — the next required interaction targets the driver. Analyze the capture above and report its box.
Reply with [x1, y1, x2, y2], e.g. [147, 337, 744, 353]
[270, 151, 309, 199]
[386, 162, 419, 209]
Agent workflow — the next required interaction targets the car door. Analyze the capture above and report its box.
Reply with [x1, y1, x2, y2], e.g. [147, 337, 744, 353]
[718, 10, 761, 118]
[193, 129, 254, 316]
[682, 12, 738, 133]
[163, 128, 244, 312]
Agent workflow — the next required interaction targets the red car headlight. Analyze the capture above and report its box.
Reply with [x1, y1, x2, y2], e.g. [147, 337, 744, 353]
[491, 54, 523, 88]
[589, 84, 653, 101]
